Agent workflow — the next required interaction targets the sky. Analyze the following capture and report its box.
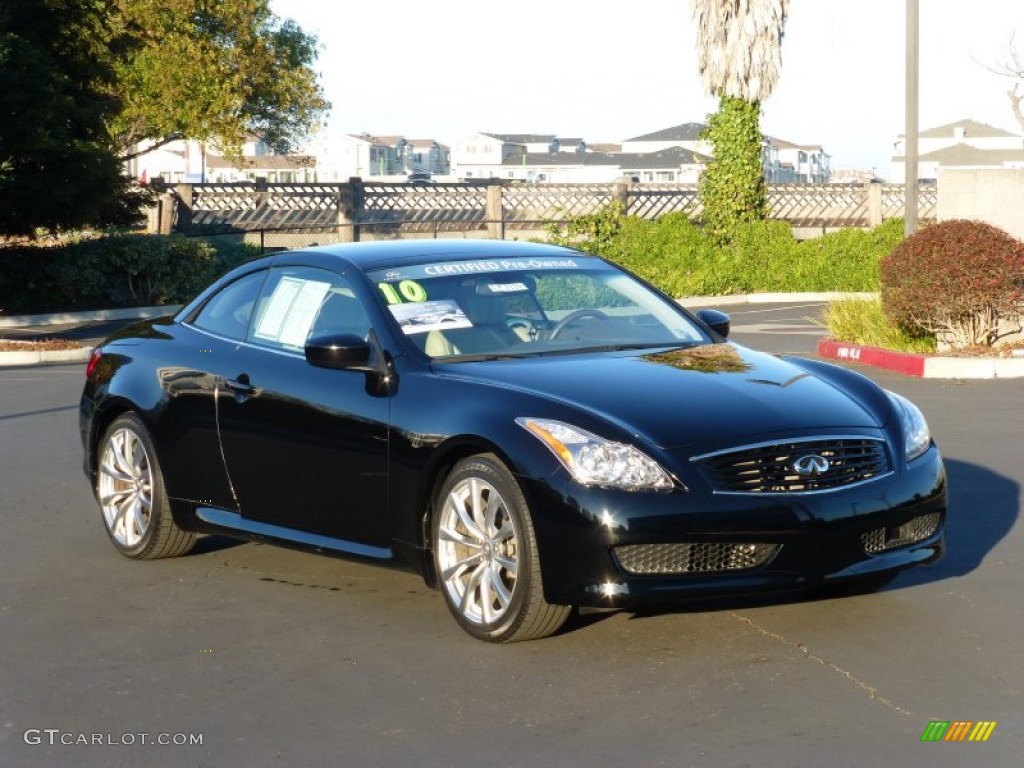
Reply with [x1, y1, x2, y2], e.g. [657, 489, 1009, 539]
[270, 0, 1024, 177]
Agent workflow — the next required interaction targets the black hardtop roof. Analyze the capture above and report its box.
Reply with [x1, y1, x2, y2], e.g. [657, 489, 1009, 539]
[283, 239, 597, 272]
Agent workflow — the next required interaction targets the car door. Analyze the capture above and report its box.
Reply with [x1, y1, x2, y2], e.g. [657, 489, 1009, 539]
[215, 265, 390, 547]
[161, 267, 269, 509]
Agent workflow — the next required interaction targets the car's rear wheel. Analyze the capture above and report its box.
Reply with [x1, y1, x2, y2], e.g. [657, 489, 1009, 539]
[96, 413, 196, 559]
[433, 454, 571, 642]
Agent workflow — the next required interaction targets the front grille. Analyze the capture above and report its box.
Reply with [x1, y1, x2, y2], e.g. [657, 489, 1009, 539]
[862, 512, 941, 554]
[614, 542, 780, 575]
[695, 437, 890, 494]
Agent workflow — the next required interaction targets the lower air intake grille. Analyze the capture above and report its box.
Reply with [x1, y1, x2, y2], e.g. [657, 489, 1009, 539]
[862, 512, 942, 554]
[614, 542, 780, 575]
[696, 437, 890, 494]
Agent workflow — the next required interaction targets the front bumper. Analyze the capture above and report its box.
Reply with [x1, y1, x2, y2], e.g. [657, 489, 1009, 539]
[525, 444, 947, 608]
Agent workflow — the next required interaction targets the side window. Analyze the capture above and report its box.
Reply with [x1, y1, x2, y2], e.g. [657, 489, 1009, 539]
[249, 267, 371, 352]
[190, 270, 267, 340]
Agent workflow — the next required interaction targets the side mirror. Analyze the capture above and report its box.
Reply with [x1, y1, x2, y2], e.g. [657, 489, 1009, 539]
[696, 309, 731, 339]
[305, 333, 373, 371]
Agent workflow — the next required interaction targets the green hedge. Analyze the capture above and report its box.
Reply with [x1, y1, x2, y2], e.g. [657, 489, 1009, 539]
[0, 235, 259, 315]
[548, 208, 904, 297]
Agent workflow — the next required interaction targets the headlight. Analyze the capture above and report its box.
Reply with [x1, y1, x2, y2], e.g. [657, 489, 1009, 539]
[886, 391, 931, 461]
[516, 418, 675, 491]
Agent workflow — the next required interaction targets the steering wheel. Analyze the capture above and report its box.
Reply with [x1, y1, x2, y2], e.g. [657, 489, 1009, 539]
[549, 309, 609, 339]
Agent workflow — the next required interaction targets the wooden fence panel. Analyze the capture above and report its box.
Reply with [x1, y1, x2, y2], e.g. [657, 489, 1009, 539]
[502, 184, 615, 227]
[175, 181, 938, 237]
[628, 185, 702, 220]
[881, 183, 937, 221]
[361, 182, 487, 224]
[767, 184, 869, 227]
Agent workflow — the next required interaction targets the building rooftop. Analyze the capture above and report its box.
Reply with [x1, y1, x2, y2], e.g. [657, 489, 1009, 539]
[623, 123, 707, 142]
[911, 119, 1022, 140]
[893, 142, 1024, 164]
[501, 146, 710, 168]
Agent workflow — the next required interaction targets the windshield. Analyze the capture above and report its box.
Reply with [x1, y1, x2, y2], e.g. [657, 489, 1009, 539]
[367, 255, 708, 360]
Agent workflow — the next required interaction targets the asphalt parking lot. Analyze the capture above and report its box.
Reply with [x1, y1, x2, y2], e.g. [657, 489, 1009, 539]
[1, 303, 1021, 767]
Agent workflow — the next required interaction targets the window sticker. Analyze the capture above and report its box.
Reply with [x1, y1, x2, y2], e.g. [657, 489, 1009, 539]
[388, 300, 472, 335]
[481, 282, 528, 294]
[254, 276, 331, 347]
[368, 257, 600, 284]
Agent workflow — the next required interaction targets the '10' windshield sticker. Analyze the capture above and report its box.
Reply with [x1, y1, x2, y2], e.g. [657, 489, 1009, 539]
[378, 279, 427, 305]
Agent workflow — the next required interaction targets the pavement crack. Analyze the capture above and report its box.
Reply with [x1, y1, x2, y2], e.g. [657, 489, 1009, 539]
[730, 612, 914, 716]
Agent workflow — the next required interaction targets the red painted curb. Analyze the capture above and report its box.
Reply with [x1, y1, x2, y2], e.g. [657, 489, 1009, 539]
[817, 338, 926, 377]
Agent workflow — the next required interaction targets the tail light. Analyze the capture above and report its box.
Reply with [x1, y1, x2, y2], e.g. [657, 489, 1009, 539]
[86, 347, 102, 379]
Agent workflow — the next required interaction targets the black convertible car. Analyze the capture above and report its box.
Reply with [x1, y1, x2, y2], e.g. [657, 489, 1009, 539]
[80, 240, 946, 642]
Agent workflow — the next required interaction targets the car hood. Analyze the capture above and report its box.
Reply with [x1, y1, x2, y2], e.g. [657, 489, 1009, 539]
[438, 344, 889, 449]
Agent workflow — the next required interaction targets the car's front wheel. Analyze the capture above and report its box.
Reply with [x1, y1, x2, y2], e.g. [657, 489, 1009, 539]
[96, 413, 197, 559]
[433, 454, 571, 642]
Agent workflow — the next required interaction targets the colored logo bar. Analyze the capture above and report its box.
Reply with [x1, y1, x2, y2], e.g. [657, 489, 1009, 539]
[921, 721, 997, 742]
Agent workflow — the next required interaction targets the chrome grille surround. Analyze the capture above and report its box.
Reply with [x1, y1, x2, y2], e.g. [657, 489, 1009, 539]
[692, 436, 891, 495]
[862, 512, 942, 554]
[614, 542, 780, 575]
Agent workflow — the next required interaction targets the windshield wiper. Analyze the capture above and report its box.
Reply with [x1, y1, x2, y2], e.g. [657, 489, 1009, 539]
[437, 352, 530, 363]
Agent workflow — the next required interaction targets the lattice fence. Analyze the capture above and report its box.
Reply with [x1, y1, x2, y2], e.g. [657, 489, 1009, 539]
[767, 184, 870, 227]
[360, 182, 488, 232]
[628, 185, 702, 220]
[502, 184, 614, 228]
[177, 181, 937, 237]
[881, 183, 937, 221]
[190, 184, 343, 230]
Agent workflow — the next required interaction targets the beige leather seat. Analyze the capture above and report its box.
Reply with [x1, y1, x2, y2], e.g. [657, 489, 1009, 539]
[422, 286, 522, 357]
[424, 329, 459, 356]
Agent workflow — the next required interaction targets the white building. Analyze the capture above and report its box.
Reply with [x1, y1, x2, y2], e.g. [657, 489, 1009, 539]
[621, 123, 830, 183]
[125, 136, 315, 184]
[451, 131, 707, 183]
[306, 134, 450, 181]
[890, 119, 1024, 182]
[766, 138, 832, 183]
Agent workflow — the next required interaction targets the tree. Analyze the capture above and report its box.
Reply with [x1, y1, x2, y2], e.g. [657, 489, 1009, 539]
[110, 0, 329, 161]
[991, 34, 1024, 132]
[0, 0, 141, 237]
[691, 0, 789, 243]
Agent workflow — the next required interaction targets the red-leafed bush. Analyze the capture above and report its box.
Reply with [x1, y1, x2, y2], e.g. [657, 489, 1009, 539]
[880, 219, 1024, 348]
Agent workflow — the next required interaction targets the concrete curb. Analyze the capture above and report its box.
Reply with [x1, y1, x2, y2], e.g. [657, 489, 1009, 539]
[0, 306, 180, 367]
[0, 345, 93, 367]
[818, 338, 1024, 379]
[0, 305, 180, 329]
[681, 292, 876, 308]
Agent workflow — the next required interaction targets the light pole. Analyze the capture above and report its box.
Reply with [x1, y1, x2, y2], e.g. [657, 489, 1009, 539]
[905, 0, 919, 236]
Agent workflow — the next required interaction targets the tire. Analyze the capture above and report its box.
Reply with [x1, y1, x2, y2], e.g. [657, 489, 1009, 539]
[433, 454, 571, 642]
[96, 413, 197, 559]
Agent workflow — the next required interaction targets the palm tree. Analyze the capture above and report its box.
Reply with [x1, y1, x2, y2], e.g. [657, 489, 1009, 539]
[691, 0, 790, 242]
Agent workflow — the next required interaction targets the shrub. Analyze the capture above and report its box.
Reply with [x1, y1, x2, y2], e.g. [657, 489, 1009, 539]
[698, 96, 768, 244]
[819, 297, 935, 354]
[0, 235, 258, 314]
[546, 205, 902, 298]
[880, 219, 1024, 348]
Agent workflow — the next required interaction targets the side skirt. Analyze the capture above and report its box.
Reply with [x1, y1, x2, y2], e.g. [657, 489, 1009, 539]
[195, 507, 394, 561]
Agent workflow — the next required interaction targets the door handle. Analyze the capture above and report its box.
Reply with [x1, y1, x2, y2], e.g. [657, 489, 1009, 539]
[224, 373, 255, 401]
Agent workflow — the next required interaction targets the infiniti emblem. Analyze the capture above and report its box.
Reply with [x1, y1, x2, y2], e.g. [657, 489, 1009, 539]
[793, 454, 830, 477]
